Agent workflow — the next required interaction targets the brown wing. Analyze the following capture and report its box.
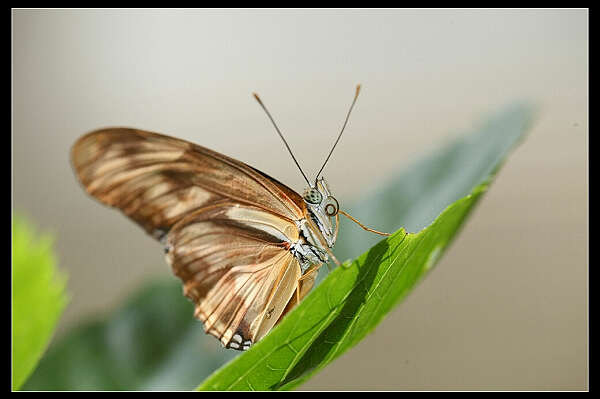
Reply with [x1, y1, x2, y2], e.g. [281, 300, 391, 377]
[70, 128, 307, 240]
[166, 202, 304, 349]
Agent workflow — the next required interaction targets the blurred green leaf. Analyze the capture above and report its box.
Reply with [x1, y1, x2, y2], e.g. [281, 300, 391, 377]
[12, 215, 68, 390]
[23, 279, 238, 390]
[23, 103, 534, 391]
[197, 103, 534, 391]
[334, 102, 535, 261]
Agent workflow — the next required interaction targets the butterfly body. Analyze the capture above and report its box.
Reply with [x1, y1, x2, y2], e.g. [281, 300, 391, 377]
[71, 128, 338, 350]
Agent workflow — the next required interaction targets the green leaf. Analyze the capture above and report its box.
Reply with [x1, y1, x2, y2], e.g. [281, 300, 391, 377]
[12, 215, 68, 390]
[196, 103, 534, 391]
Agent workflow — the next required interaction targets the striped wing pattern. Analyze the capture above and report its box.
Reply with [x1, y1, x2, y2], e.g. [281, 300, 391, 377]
[70, 128, 306, 240]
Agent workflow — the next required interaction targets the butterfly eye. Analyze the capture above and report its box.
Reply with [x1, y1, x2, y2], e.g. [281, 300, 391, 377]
[303, 189, 323, 205]
[324, 196, 339, 217]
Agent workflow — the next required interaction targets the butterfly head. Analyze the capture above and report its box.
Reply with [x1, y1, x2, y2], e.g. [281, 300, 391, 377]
[302, 177, 339, 248]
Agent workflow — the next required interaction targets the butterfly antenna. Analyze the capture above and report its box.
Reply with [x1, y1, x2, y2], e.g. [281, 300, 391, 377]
[253, 92, 311, 186]
[315, 84, 362, 181]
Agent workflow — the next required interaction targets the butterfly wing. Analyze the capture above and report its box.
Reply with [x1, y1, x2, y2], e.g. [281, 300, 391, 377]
[275, 264, 319, 325]
[70, 128, 306, 240]
[71, 128, 313, 349]
[166, 202, 303, 349]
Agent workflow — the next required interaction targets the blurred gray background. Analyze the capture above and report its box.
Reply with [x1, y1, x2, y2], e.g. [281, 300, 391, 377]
[13, 9, 587, 390]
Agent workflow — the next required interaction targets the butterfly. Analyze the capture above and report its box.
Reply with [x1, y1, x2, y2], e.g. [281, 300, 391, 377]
[70, 85, 389, 351]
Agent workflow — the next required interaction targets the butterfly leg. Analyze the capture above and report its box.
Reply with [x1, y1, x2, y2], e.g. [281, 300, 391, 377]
[298, 264, 320, 284]
[325, 246, 341, 266]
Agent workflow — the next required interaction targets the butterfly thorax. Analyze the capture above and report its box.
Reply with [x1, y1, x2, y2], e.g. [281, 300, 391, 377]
[292, 177, 339, 272]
